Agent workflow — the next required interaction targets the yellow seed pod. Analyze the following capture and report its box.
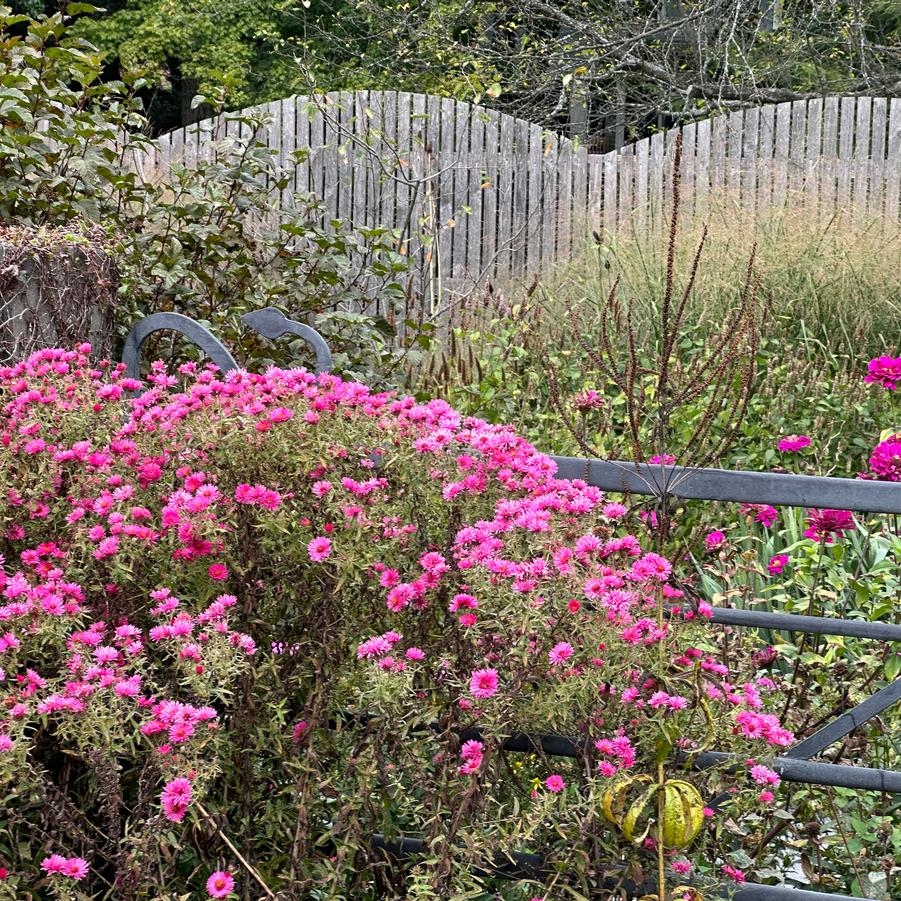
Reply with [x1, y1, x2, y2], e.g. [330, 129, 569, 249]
[601, 774, 651, 826]
[661, 780, 705, 849]
[604, 777, 706, 850]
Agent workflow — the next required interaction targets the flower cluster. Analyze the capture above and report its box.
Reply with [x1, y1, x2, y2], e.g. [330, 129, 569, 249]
[0, 346, 795, 895]
[864, 355, 901, 390]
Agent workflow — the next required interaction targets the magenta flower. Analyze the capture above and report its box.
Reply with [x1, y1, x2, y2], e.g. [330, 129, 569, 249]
[868, 436, 901, 482]
[41, 855, 89, 881]
[864, 355, 901, 390]
[307, 536, 332, 562]
[777, 434, 811, 453]
[704, 530, 726, 551]
[62, 858, 90, 880]
[767, 554, 789, 575]
[544, 774, 565, 792]
[206, 870, 235, 898]
[160, 776, 193, 822]
[469, 667, 499, 699]
[207, 563, 228, 581]
[648, 454, 676, 465]
[803, 509, 855, 543]
[749, 764, 781, 786]
[740, 503, 778, 528]
[548, 642, 574, 667]
[572, 389, 605, 411]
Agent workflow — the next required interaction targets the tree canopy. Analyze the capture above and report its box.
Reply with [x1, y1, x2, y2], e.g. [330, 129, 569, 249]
[14, 1, 901, 141]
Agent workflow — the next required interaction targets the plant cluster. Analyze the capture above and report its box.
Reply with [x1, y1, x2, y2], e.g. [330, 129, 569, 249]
[0, 345, 805, 899]
[0, 6, 412, 384]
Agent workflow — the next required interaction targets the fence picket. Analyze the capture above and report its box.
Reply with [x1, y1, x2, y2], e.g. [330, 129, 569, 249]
[775, 104, 793, 209]
[480, 109, 499, 279]
[693, 120, 710, 219]
[853, 96, 872, 212]
[887, 99, 901, 223]
[756, 103, 775, 214]
[740, 108, 759, 214]
[803, 98, 822, 212]
[527, 122, 544, 272]
[820, 96, 840, 213]
[467, 104, 486, 285]
[788, 99, 807, 198]
[869, 97, 887, 220]
[513, 116, 531, 270]
[837, 96, 856, 211]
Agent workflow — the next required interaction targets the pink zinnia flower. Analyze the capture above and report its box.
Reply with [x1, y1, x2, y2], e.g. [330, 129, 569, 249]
[307, 537, 332, 562]
[648, 454, 676, 465]
[206, 870, 235, 898]
[544, 774, 565, 792]
[469, 667, 499, 699]
[804, 509, 854, 543]
[767, 554, 789, 575]
[868, 437, 901, 482]
[777, 434, 811, 453]
[864, 355, 901, 390]
[705, 530, 726, 550]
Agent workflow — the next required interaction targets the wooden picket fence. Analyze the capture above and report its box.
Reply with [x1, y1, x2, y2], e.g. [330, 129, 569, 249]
[139, 92, 901, 313]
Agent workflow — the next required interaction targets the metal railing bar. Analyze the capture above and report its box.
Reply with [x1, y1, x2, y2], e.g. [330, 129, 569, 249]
[550, 457, 901, 515]
[370, 834, 871, 900]
[784, 678, 901, 761]
[453, 728, 901, 793]
[706, 608, 901, 641]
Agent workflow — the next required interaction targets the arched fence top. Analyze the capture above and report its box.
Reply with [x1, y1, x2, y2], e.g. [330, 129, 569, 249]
[136, 92, 901, 324]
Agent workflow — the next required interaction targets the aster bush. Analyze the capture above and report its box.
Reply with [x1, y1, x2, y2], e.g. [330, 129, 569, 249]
[0, 346, 802, 899]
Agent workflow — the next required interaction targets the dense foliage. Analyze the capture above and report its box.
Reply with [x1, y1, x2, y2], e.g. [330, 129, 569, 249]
[0, 7, 411, 383]
[0, 345, 851, 899]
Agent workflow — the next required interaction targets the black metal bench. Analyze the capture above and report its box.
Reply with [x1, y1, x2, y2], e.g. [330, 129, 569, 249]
[121, 313, 901, 901]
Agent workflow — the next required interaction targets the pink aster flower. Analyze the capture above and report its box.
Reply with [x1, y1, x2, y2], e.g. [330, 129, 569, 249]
[208, 563, 228, 581]
[160, 776, 193, 822]
[41, 854, 67, 875]
[777, 434, 811, 453]
[548, 642, 574, 667]
[307, 536, 332, 562]
[62, 858, 89, 880]
[544, 774, 566, 792]
[469, 667, 499, 699]
[206, 870, 235, 898]
[722, 864, 746, 883]
[750, 764, 781, 786]
[864, 355, 901, 390]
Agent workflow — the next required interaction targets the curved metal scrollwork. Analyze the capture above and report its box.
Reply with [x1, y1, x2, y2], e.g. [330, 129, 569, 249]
[241, 307, 333, 374]
[121, 308, 333, 382]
